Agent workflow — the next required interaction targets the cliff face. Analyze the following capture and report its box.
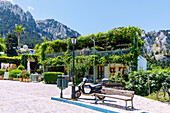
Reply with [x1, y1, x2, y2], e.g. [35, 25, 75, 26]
[36, 19, 81, 41]
[142, 30, 170, 54]
[0, 1, 81, 48]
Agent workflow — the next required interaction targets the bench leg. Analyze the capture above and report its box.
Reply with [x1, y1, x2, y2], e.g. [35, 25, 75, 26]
[125, 101, 127, 109]
[95, 95, 98, 104]
[102, 99, 104, 103]
[131, 99, 134, 109]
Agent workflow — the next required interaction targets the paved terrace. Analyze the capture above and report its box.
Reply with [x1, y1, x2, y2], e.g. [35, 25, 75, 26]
[0, 80, 169, 113]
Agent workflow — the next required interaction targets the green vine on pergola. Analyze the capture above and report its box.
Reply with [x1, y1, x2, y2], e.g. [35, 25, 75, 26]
[35, 26, 145, 71]
[42, 53, 134, 69]
[21, 54, 38, 69]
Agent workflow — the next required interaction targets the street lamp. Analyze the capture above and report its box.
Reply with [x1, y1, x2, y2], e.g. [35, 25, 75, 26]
[90, 37, 96, 83]
[71, 35, 77, 99]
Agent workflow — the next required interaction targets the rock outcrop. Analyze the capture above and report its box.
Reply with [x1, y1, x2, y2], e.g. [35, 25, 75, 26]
[142, 30, 170, 55]
[0, 1, 81, 48]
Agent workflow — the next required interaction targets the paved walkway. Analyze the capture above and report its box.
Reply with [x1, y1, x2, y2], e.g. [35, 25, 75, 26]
[0, 80, 169, 113]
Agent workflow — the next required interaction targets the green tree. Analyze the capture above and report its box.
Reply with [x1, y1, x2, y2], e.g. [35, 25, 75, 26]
[67, 55, 93, 85]
[5, 33, 18, 57]
[0, 34, 5, 52]
[14, 25, 25, 48]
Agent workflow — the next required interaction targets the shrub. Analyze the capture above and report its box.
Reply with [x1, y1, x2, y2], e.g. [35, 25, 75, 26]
[9, 69, 22, 78]
[0, 69, 5, 76]
[109, 72, 126, 87]
[122, 74, 129, 82]
[125, 68, 170, 96]
[43, 72, 64, 84]
[18, 65, 25, 70]
[36, 69, 43, 73]
[126, 70, 148, 96]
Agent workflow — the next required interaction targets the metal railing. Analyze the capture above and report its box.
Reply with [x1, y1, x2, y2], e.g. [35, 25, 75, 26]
[46, 49, 130, 58]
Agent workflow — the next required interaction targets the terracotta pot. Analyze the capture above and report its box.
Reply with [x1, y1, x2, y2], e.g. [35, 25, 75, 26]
[8, 77, 13, 80]
[1, 76, 3, 80]
[38, 77, 41, 82]
[19, 78, 23, 82]
[23, 78, 26, 82]
[26, 78, 29, 82]
[13, 78, 19, 81]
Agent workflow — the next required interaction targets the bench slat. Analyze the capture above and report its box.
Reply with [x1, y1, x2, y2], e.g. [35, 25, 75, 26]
[102, 90, 134, 97]
[101, 88, 134, 97]
[103, 88, 134, 94]
[95, 93, 132, 101]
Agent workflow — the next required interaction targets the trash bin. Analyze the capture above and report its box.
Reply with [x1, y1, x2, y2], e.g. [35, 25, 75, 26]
[31, 74, 39, 82]
[57, 79, 62, 87]
[62, 79, 68, 88]
[57, 78, 68, 88]
[57, 75, 69, 98]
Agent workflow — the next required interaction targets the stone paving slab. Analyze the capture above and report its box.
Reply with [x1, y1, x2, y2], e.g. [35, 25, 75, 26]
[0, 80, 169, 113]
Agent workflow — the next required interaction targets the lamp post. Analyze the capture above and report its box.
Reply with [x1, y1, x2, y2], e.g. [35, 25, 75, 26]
[90, 37, 96, 83]
[70, 35, 77, 99]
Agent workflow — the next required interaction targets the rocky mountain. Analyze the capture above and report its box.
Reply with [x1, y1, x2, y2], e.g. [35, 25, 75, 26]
[0, 1, 169, 53]
[141, 30, 170, 55]
[0, 1, 81, 48]
[36, 19, 80, 41]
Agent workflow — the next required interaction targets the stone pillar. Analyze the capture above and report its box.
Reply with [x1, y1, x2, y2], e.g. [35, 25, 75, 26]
[93, 66, 96, 84]
[43, 65, 44, 73]
[27, 60, 30, 74]
[104, 66, 109, 78]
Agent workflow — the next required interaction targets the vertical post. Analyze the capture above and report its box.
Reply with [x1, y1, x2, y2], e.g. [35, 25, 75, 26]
[147, 74, 150, 95]
[136, 34, 138, 71]
[71, 45, 76, 99]
[24, 55, 25, 68]
[93, 38, 96, 84]
[93, 65, 96, 84]
[60, 76, 63, 98]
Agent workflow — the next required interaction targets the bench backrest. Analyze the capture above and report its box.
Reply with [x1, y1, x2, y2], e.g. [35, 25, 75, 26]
[104, 83, 122, 87]
[101, 88, 134, 97]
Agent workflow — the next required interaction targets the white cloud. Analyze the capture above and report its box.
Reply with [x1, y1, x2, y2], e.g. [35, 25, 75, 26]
[28, 6, 34, 11]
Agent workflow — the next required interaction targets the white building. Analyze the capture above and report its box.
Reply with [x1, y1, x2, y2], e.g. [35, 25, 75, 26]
[137, 55, 147, 71]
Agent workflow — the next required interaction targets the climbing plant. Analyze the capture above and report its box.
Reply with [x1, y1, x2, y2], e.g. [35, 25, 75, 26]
[21, 54, 38, 69]
[35, 26, 144, 71]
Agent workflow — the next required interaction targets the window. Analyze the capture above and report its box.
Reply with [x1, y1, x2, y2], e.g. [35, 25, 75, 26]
[110, 67, 115, 74]
[89, 66, 93, 75]
[97, 66, 104, 79]
[119, 67, 127, 75]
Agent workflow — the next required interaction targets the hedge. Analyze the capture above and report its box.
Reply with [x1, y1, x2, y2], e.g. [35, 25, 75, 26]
[43, 72, 64, 84]
[0, 56, 21, 64]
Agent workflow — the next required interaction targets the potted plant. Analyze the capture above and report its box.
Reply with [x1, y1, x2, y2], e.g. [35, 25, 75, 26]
[19, 76, 23, 82]
[36, 69, 42, 74]
[0, 69, 5, 80]
[1, 75, 3, 80]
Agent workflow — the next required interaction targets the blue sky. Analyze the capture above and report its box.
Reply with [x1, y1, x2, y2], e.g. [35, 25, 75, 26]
[6, 0, 170, 36]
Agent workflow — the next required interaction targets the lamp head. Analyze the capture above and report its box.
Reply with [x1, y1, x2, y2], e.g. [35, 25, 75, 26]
[71, 35, 77, 45]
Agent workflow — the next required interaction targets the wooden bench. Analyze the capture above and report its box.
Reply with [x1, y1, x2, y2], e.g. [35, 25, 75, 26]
[104, 83, 123, 89]
[94, 88, 135, 109]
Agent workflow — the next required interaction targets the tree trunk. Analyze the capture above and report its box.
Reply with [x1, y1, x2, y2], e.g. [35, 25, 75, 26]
[18, 32, 20, 48]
